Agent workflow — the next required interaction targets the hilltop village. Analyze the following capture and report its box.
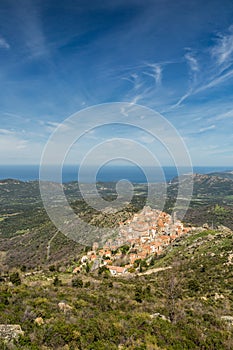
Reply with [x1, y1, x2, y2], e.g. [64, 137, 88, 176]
[75, 206, 192, 276]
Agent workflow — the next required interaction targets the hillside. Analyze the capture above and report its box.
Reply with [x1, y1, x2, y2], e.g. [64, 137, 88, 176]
[0, 172, 233, 271]
[0, 174, 232, 348]
[0, 227, 232, 349]
[170, 173, 233, 197]
[208, 170, 233, 181]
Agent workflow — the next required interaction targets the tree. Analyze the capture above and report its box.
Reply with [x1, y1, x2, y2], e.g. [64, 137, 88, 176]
[120, 244, 130, 254]
[72, 277, 83, 288]
[162, 262, 183, 323]
[135, 285, 144, 303]
[98, 266, 110, 275]
[53, 275, 62, 286]
[85, 263, 90, 273]
[10, 271, 21, 286]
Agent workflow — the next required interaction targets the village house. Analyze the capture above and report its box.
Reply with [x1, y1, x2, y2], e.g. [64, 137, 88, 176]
[103, 259, 112, 266]
[150, 241, 163, 254]
[77, 206, 191, 275]
[107, 265, 128, 276]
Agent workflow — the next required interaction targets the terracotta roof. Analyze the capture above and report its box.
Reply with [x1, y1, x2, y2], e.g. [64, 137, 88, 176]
[105, 259, 112, 264]
[157, 219, 164, 227]
[151, 242, 162, 247]
[159, 235, 170, 242]
[90, 254, 97, 260]
[107, 265, 127, 273]
[73, 267, 81, 273]
[170, 235, 177, 241]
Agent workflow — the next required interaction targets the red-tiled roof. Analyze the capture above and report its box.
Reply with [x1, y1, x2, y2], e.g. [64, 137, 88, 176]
[107, 265, 127, 273]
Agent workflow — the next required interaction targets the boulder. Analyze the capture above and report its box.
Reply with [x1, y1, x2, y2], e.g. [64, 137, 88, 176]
[221, 316, 233, 326]
[34, 317, 44, 326]
[58, 302, 73, 313]
[0, 324, 24, 342]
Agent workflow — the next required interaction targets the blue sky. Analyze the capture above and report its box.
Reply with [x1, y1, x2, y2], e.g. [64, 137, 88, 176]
[0, 0, 233, 166]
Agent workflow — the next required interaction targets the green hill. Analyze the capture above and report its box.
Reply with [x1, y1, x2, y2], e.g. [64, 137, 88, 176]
[0, 172, 233, 271]
[0, 174, 232, 349]
[0, 227, 232, 349]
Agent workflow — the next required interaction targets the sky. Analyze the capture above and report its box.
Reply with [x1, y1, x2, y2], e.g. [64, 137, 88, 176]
[0, 0, 233, 166]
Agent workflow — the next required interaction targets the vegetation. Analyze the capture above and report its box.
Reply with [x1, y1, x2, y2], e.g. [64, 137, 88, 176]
[0, 227, 232, 349]
[0, 174, 232, 348]
[9, 271, 21, 286]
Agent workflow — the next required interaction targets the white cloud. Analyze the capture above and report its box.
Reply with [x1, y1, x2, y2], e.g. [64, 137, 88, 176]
[199, 125, 216, 133]
[211, 25, 233, 67]
[129, 93, 144, 105]
[144, 63, 163, 86]
[196, 68, 233, 92]
[170, 91, 191, 109]
[214, 109, 233, 120]
[41, 121, 71, 133]
[16, 140, 28, 149]
[170, 51, 199, 109]
[139, 133, 155, 144]
[46, 121, 61, 128]
[185, 51, 199, 72]
[0, 128, 14, 135]
[122, 73, 142, 90]
[154, 65, 162, 85]
[0, 133, 43, 164]
[171, 27, 233, 109]
[0, 36, 10, 49]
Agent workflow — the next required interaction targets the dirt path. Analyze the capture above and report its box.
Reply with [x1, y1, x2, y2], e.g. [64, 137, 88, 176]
[46, 231, 59, 261]
[138, 266, 172, 276]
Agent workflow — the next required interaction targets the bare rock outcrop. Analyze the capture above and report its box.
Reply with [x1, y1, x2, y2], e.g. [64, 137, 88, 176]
[0, 324, 24, 342]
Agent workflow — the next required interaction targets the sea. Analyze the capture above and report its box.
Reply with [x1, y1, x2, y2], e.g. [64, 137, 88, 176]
[0, 165, 232, 183]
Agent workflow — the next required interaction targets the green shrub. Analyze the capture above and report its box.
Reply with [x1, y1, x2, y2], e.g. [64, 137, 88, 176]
[53, 275, 62, 286]
[72, 277, 83, 288]
[10, 271, 21, 285]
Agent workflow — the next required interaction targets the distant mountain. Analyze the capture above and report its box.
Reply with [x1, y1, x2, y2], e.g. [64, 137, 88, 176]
[208, 170, 233, 181]
[0, 178, 23, 184]
[170, 173, 233, 197]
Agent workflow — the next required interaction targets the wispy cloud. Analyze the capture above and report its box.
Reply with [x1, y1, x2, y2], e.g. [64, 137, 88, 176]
[0, 128, 14, 135]
[213, 108, 233, 121]
[46, 121, 61, 128]
[196, 68, 233, 92]
[39, 120, 72, 134]
[0, 36, 10, 49]
[120, 61, 168, 109]
[171, 24, 233, 109]
[170, 50, 199, 109]
[129, 93, 146, 105]
[199, 125, 216, 133]
[122, 73, 142, 90]
[3, 112, 30, 121]
[143, 63, 163, 86]
[14, 2, 49, 59]
[0, 139, 43, 163]
[185, 50, 199, 73]
[211, 25, 233, 67]
[170, 92, 191, 110]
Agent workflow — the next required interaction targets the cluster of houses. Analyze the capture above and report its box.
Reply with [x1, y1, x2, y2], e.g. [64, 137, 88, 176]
[74, 206, 191, 276]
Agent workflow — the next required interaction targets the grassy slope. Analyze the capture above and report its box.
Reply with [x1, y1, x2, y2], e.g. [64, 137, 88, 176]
[0, 228, 232, 349]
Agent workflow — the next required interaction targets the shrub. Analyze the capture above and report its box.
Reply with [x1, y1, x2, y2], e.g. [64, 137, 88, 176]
[84, 281, 91, 288]
[135, 286, 144, 303]
[72, 277, 83, 288]
[49, 265, 56, 272]
[10, 271, 21, 286]
[53, 275, 62, 286]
